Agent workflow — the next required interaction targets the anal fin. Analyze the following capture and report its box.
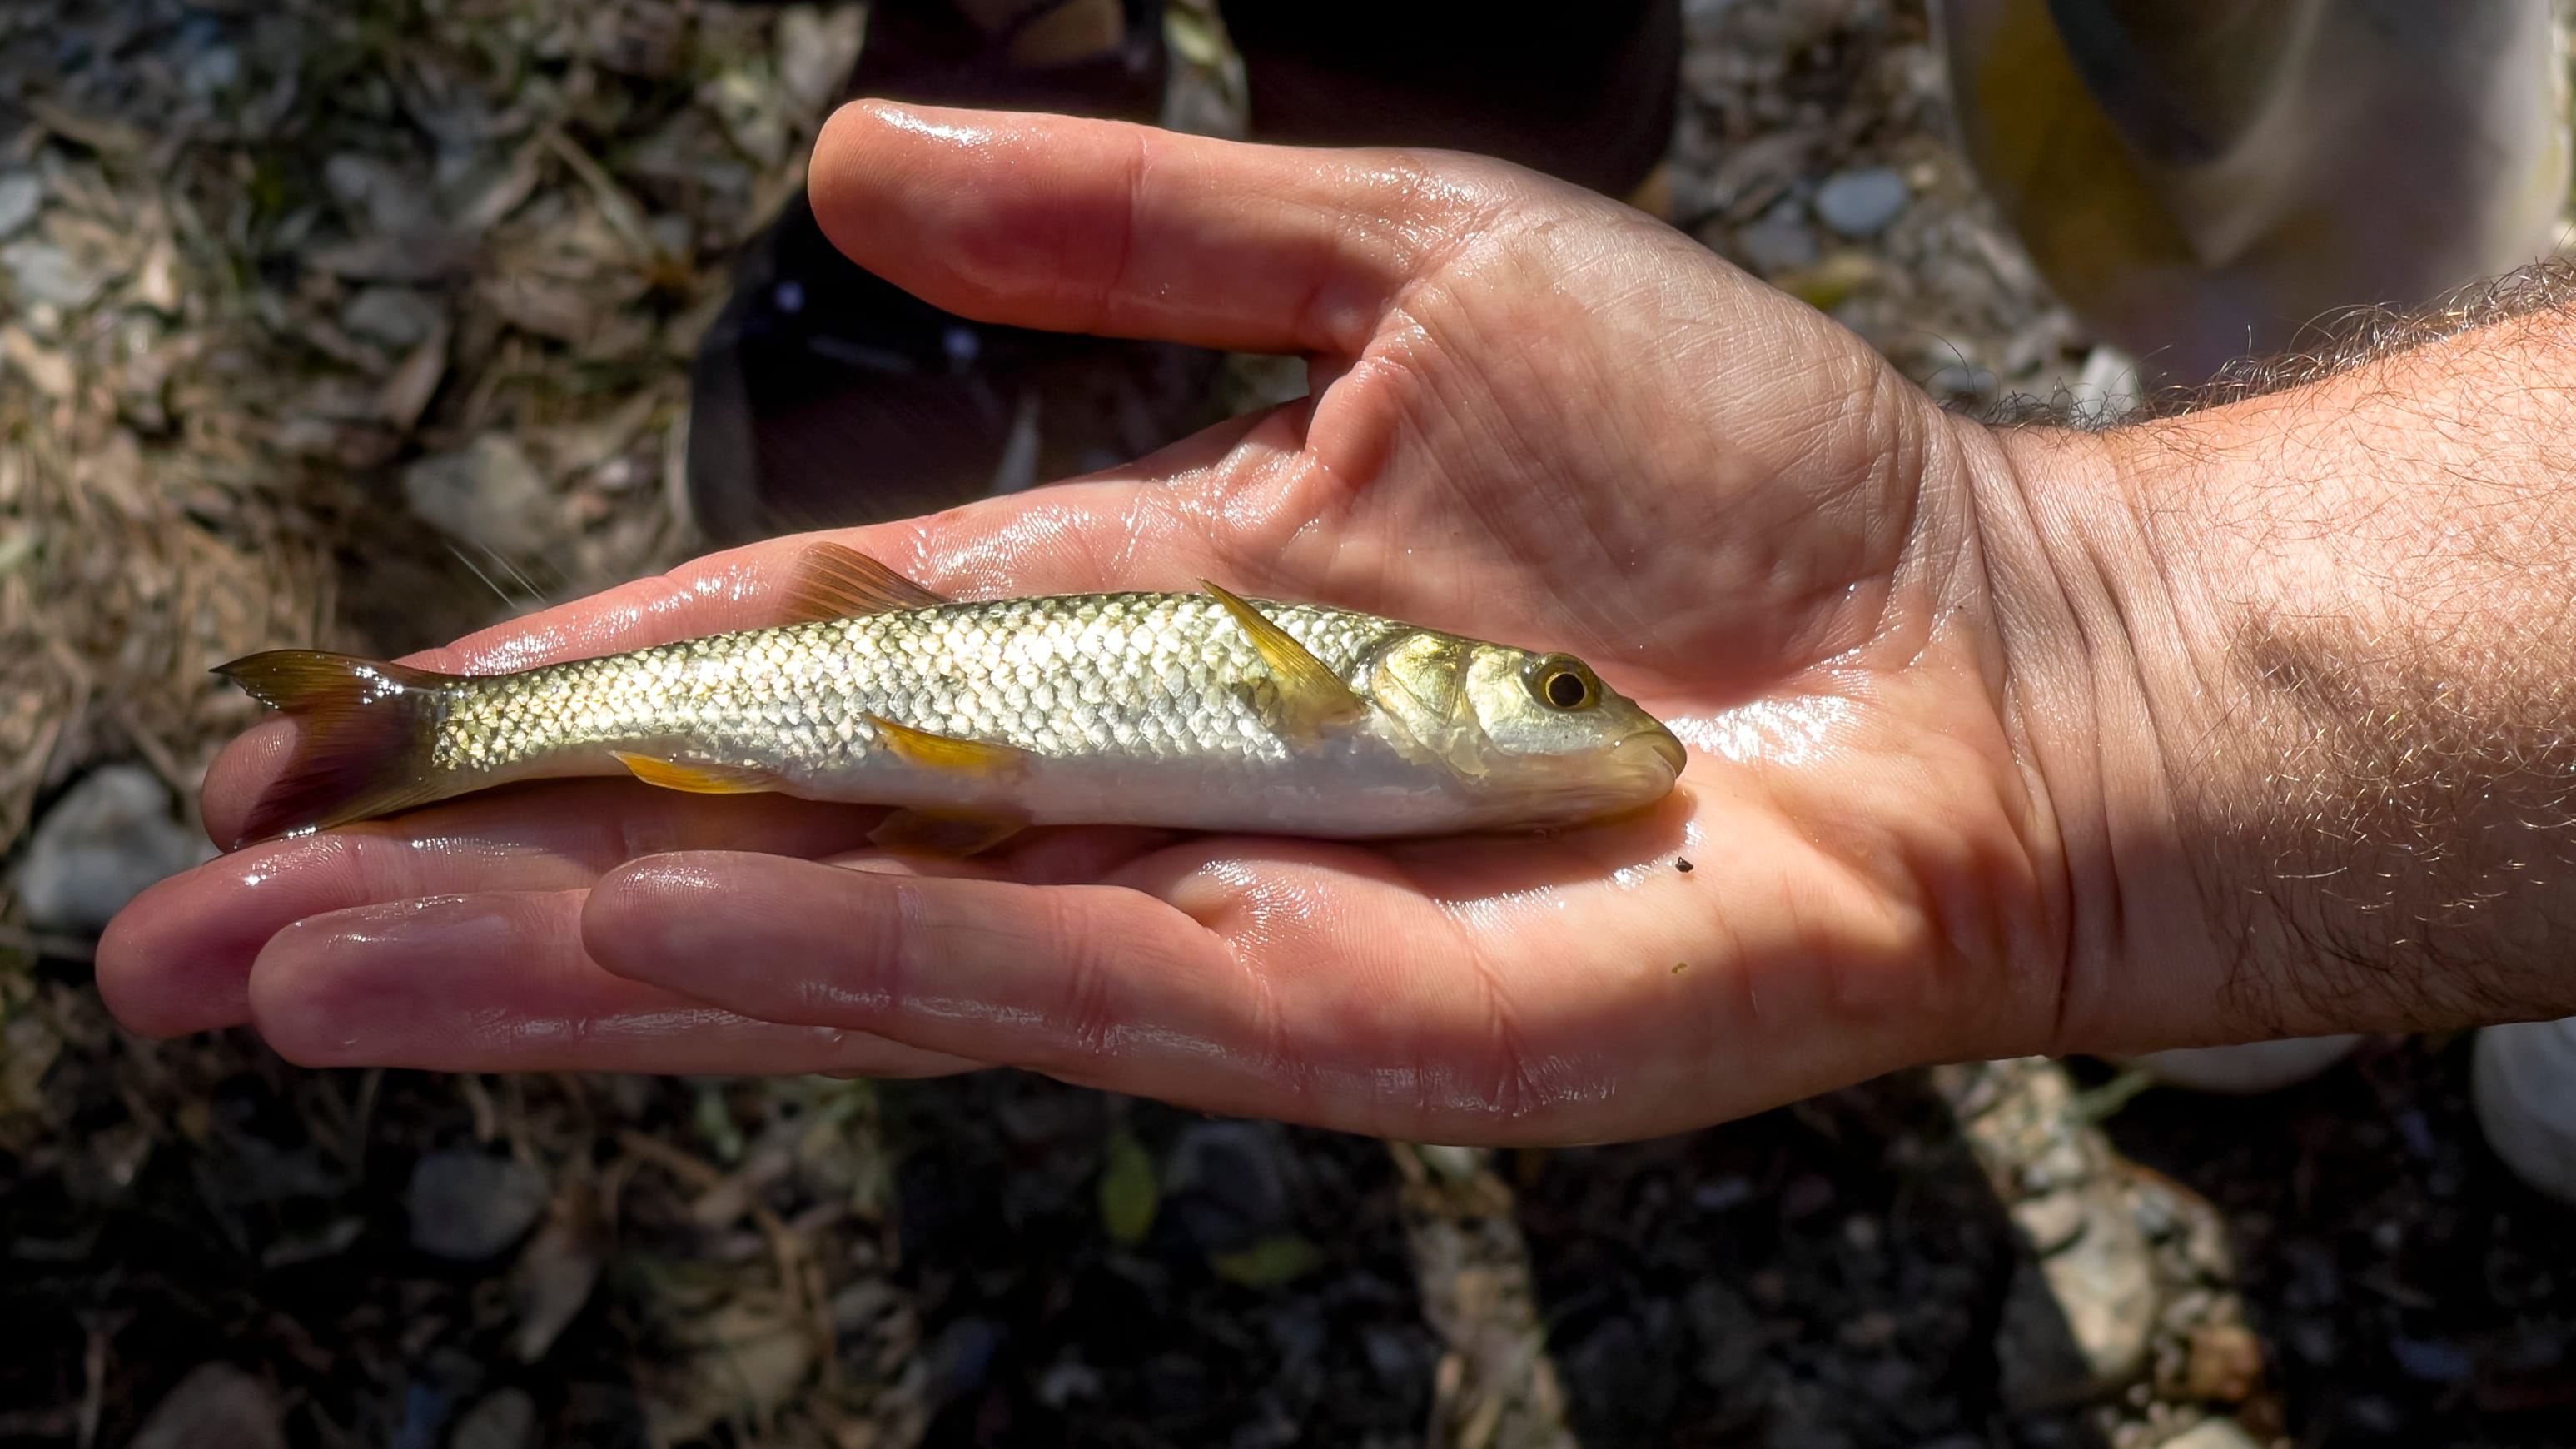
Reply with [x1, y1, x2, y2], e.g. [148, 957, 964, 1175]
[865, 715, 1031, 781]
[869, 807, 1027, 857]
[614, 753, 786, 795]
[1201, 581, 1368, 744]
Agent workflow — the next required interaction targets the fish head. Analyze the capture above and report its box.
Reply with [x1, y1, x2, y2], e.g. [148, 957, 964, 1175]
[1369, 633, 1687, 825]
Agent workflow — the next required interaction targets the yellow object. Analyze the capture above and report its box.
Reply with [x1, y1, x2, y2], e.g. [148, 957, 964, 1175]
[1938, 0, 2565, 381]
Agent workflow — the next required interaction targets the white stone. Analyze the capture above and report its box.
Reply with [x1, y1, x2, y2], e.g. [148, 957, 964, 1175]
[2157, 1417, 2263, 1449]
[0, 172, 41, 239]
[402, 434, 558, 559]
[341, 286, 443, 349]
[1813, 167, 1910, 237]
[1737, 216, 1820, 273]
[2, 239, 106, 310]
[2133, 1036, 2362, 1093]
[407, 1150, 550, 1260]
[450, 1388, 537, 1449]
[12, 765, 214, 933]
[2474, 1018, 2576, 1204]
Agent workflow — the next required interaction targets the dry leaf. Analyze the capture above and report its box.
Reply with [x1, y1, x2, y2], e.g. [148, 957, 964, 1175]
[511, 1178, 607, 1362]
[376, 316, 451, 430]
[0, 324, 75, 399]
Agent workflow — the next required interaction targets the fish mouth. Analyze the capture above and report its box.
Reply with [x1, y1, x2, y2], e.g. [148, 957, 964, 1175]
[1622, 728, 1688, 779]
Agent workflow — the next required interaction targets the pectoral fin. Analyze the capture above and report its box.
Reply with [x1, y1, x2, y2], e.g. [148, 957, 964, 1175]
[777, 541, 952, 623]
[864, 715, 1032, 781]
[614, 753, 786, 794]
[1201, 580, 1368, 744]
[869, 807, 1027, 857]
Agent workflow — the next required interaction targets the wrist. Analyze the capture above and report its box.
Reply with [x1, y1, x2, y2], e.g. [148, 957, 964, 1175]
[1958, 415, 2249, 1053]
[1971, 311, 2576, 1049]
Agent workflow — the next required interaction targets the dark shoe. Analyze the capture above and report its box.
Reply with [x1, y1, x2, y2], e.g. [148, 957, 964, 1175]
[689, 0, 1221, 545]
[1218, 0, 1680, 201]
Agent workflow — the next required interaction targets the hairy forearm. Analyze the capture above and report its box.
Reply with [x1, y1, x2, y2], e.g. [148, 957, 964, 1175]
[1981, 269, 2576, 1048]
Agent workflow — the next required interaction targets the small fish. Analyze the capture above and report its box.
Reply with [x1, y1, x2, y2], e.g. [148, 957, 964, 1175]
[218, 544, 1686, 850]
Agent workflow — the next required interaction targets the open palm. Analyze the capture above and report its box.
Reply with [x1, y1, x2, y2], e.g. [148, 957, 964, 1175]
[101, 105, 2072, 1143]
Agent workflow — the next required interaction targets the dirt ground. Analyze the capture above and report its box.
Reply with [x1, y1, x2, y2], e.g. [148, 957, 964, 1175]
[3, 2, 2574, 1447]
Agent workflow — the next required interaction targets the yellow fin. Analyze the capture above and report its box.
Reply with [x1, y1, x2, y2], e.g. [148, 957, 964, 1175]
[613, 753, 784, 794]
[1201, 580, 1367, 744]
[777, 541, 951, 624]
[864, 715, 1031, 781]
[869, 807, 1027, 857]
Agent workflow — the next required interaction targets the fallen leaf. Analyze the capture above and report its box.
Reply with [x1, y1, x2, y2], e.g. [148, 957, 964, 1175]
[1, 325, 75, 399]
[511, 1179, 606, 1362]
[1097, 1127, 1158, 1246]
[376, 316, 450, 430]
[1209, 1233, 1324, 1288]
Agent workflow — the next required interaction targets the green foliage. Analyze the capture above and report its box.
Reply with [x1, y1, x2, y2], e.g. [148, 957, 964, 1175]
[1097, 1126, 1158, 1247]
[1209, 1234, 1322, 1289]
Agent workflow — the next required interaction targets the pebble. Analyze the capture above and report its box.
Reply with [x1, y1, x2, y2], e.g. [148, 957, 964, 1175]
[2473, 1017, 2576, 1203]
[12, 764, 215, 933]
[1562, 1315, 1678, 1439]
[2157, 1420, 2261, 1449]
[1683, 1279, 1763, 1389]
[2, 237, 107, 310]
[1996, 1184, 2159, 1407]
[1361, 1323, 1428, 1389]
[127, 1362, 284, 1449]
[2389, 1334, 2474, 1382]
[1736, 215, 1820, 273]
[1034, 1357, 1103, 1409]
[1813, 167, 1910, 237]
[406, 1151, 550, 1261]
[2132, 1036, 2360, 1093]
[2185, 1322, 2263, 1402]
[2010, 1190, 2086, 1256]
[1160, 1120, 1291, 1252]
[2047, 1193, 2158, 1381]
[0, 171, 40, 238]
[341, 286, 444, 350]
[449, 1389, 536, 1449]
[401, 434, 558, 560]
[926, 1317, 1008, 1406]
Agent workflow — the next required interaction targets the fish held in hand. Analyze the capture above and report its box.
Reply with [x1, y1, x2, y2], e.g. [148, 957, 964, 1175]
[216, 544, 1686, 850]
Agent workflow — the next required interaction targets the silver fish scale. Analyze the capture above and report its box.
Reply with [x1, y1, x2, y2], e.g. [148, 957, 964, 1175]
[430, 593, 1410, 779]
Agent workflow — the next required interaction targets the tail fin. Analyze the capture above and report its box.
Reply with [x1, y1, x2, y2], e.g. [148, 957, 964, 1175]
[216, 650, 465, 845]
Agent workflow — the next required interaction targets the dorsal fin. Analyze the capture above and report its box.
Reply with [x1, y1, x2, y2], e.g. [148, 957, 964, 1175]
[778, 541, 951, 623]
[1201, 581, 1368, 744]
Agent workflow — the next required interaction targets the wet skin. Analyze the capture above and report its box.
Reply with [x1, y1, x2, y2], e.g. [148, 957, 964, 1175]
[101, 103, 2076, 1144]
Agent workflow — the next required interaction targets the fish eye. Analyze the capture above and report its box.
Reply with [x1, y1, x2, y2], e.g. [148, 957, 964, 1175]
[1529, 655, 1598, 711]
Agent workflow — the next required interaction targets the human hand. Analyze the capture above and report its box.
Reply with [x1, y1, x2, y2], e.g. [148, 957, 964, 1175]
[102, 103, 2095, 1141]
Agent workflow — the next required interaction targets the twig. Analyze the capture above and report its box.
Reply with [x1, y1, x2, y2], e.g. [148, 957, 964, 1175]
[540, 127, 656, 261]
[617, 1127, 728, 1191]
[0, 924, 95, 962]
[109, 697, 193, 806]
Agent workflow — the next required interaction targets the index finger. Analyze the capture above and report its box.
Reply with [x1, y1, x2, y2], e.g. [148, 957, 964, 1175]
[810, 101, 1519, 356]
